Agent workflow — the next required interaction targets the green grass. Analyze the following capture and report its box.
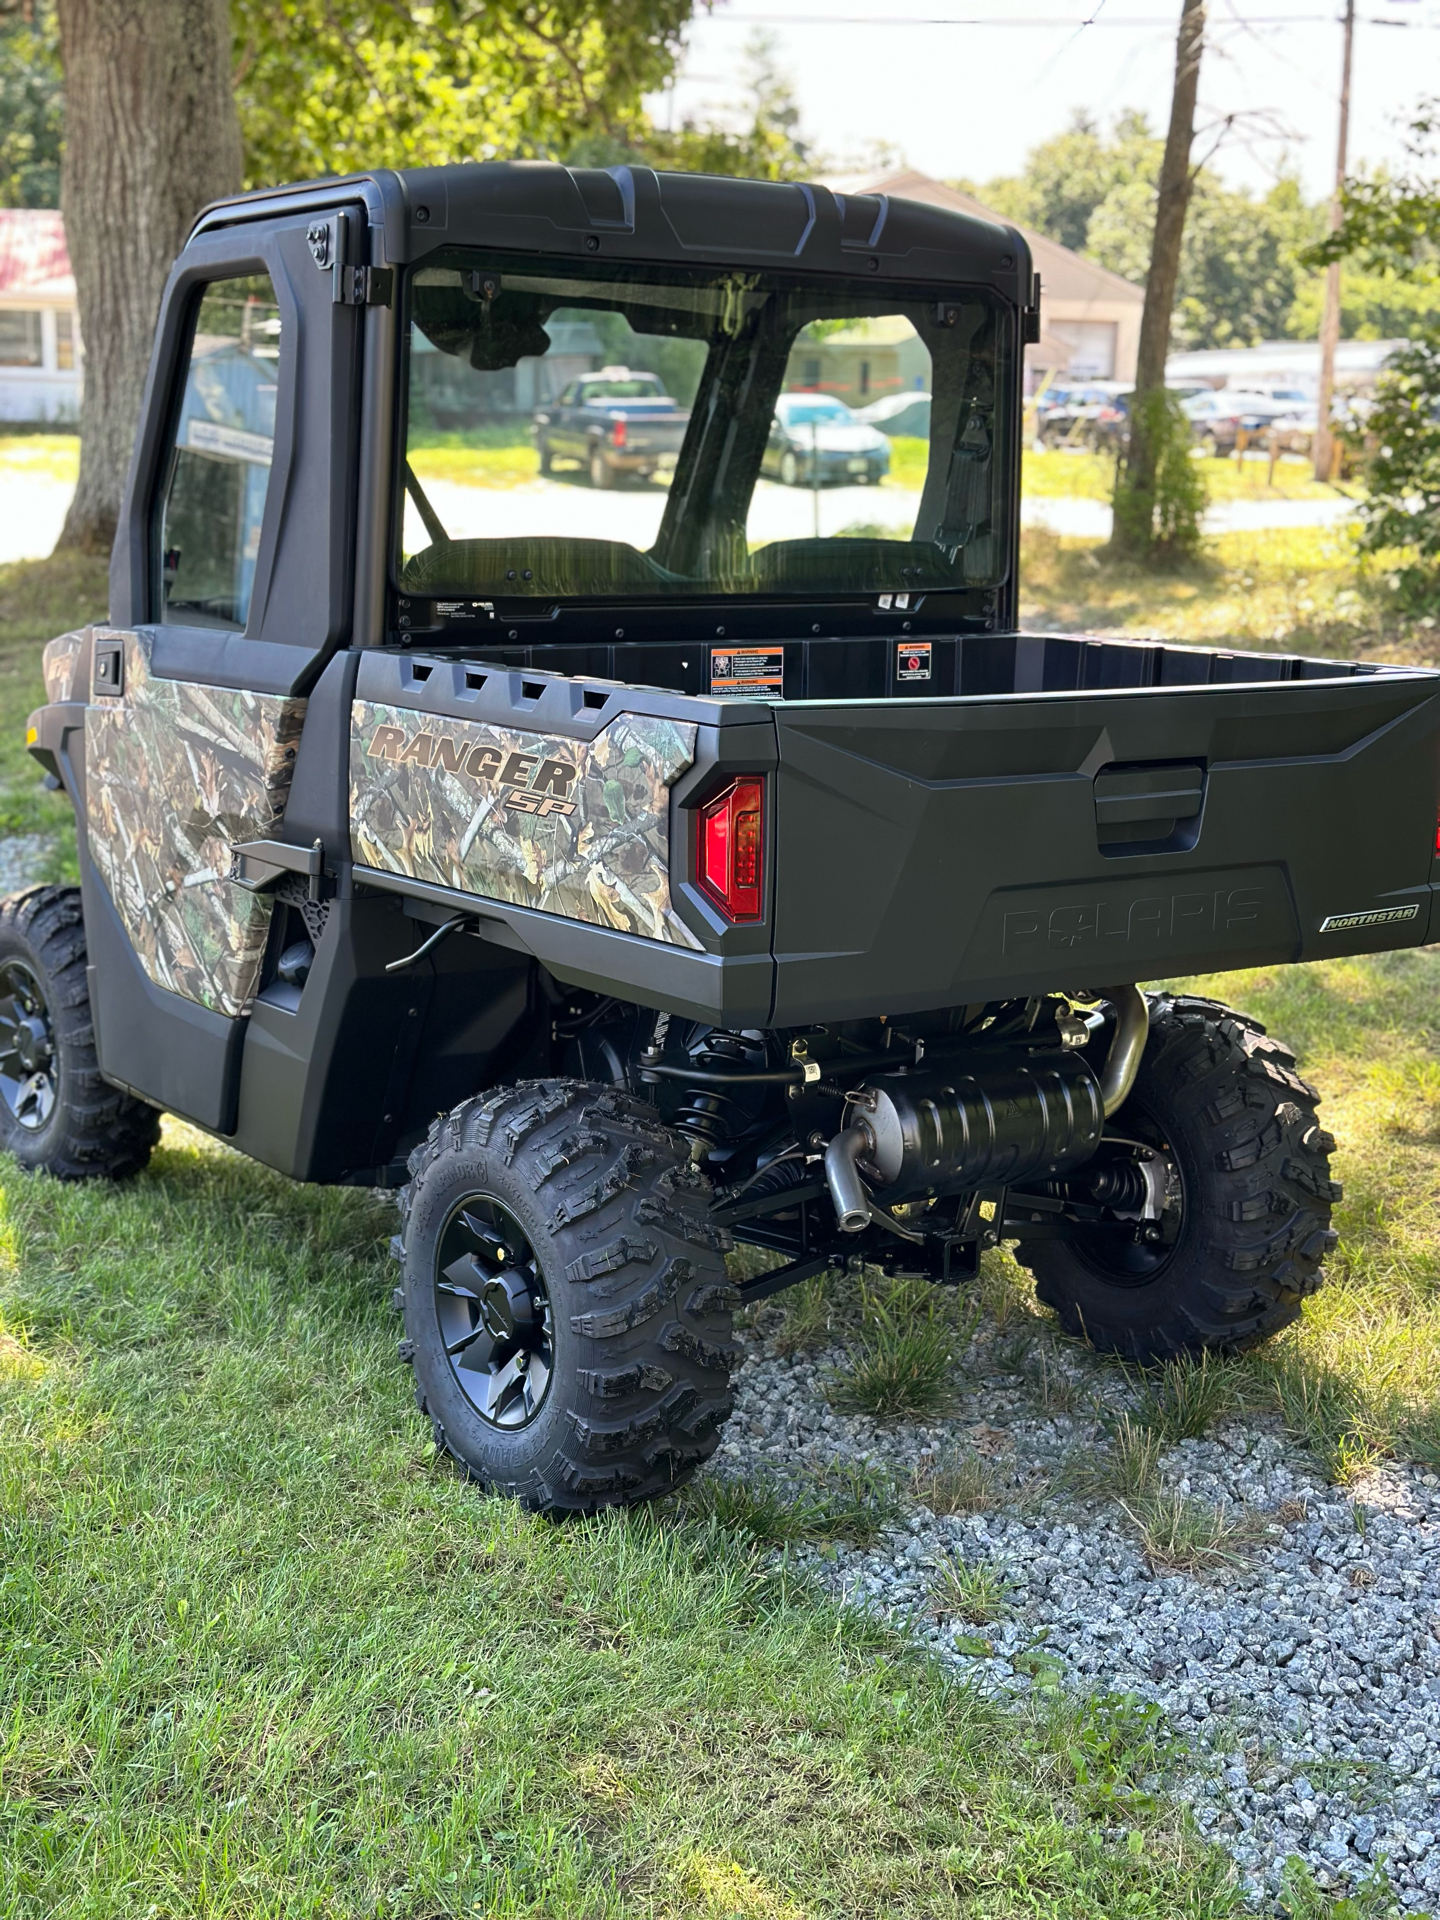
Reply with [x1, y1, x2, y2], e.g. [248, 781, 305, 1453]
[1018, 525, 1440, 669]
[407, 431, 542, 489]
[0, 552, 107, 871]
[1020, 445, 1347, 505]
[1121, 1493, 1264, 1575]
[3, 510, 1438, 1914]
[1127, 1353, 1248, 1446]
[0, 1123, 1249, 1919]
[930, 1555, 1013, 1627]
[0, 432, 80, 485]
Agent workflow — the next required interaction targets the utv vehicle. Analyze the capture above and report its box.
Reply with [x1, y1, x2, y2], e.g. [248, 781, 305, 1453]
[15, 164, 1440, 1512]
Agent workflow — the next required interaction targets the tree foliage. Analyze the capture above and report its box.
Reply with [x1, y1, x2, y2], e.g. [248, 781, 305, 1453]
[232, 1, 700, 188]
[1355, 332, 1440, 572]
[646, 31, 813, 181]
[1307, 105, 1440, 598]
[0, 1, 63, 207]
[1111, 387, 1206, 561]
[973, 111, 1324, 352]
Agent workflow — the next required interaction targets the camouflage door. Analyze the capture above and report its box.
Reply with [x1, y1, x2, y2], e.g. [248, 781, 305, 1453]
[85, 628, 305, 1017]
[83, 266, 306, 1019]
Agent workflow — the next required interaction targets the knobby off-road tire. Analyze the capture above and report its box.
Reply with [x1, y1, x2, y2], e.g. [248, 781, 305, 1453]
[0, 885, 160, 1179]
[396, 1080, 739, 1514]
[1018, 995, 1340, 1362]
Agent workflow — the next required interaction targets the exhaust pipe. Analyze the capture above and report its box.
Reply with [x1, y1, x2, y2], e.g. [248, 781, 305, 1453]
[1097, 985, 1149, 1117]
[824, 1126, 873, 1233]
[820, 994, 1148, 1232]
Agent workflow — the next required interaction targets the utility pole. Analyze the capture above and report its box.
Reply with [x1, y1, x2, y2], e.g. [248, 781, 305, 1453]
[1314, 0, 1355, 483]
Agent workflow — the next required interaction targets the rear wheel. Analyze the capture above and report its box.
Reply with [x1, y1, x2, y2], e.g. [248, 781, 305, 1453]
[537, 441, 553, 475]
[779, 450, 800, 487]
[588, 444, 613, 489]
[1018, 995, 1339, 1361]
[396, 1080, 738, 1513]
[0, 885, 159, 1179]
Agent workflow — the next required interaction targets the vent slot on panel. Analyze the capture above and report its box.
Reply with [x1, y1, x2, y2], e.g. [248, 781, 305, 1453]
[1094, 760, 1205, 857]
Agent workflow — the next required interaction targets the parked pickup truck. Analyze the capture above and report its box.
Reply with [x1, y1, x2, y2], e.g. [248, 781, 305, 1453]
[532, 366, 688, 488]
[17, 161, 1440, 1516]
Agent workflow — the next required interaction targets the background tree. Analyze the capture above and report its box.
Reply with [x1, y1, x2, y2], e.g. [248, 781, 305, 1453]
[967, 109, 1151, 257]
[53, 0, 243, 553]
[0, 1, 62, 208]
[971, 111, 1321, 352]
[233, 1, 699, 187]
[1309, 104, 1440, 601]
[1111, 0, 1207, 561]
[646, 31, 813, 181]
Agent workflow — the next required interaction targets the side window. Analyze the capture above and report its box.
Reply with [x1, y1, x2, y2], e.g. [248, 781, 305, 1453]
[157, 273, 282, 630]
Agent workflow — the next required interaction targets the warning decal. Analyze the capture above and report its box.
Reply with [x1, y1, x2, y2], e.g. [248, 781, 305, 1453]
[896, 640, 932, 683]
[710, 647, 784, 700]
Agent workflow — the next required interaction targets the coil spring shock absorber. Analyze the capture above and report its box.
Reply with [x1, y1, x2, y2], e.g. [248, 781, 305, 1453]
[672, 1028, 766, 1159]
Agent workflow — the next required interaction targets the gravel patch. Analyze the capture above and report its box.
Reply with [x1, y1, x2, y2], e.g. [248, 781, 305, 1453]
[707, 1316, 1440, 1911]
[0, 835, 51, 895]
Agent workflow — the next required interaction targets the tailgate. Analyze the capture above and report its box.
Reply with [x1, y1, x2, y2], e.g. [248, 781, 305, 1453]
[768, 670, 1440, 1022]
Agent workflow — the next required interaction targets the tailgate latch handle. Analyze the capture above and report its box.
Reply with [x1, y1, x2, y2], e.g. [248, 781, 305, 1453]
[1093, 761, 1206, 856]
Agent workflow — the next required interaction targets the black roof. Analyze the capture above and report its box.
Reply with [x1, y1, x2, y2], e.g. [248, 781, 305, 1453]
[190, 161, 1030, 303]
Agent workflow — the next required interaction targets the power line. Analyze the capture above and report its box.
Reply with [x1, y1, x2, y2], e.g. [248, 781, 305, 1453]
[705, 11, 1433, 22]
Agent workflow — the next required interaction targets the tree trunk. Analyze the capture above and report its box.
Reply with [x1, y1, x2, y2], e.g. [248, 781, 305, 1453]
[1111, 0, 1205, 554]
[54, 0, 242, 556]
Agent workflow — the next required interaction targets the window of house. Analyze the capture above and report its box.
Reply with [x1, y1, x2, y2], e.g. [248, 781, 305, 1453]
[157, 274, 282, 630]
[0, 310, 43, 368]
[55, 310, 76, 371]
[1049, 319, 1118, 381]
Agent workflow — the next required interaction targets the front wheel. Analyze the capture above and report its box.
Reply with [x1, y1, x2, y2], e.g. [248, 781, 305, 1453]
[1018, 995, 1339, 1362]
[0, 885, 160, 1179]
[396, 1081, 738, 1513]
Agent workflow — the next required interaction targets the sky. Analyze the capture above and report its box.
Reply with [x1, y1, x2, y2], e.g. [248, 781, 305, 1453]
[654, 0, 1440, 203]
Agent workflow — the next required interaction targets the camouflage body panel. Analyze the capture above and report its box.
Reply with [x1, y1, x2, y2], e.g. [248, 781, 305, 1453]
[42, 629, 86, 705]
[351, 701, 702, 950]
[85, 630, 306, 1016]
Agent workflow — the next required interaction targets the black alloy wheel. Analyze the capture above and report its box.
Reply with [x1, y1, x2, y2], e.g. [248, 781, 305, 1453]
[1018, 994, 1339, 1361]
[0, 958, 57, 1132]
[0, 885, 159, 1179]
[397, 1080, 738, 1513]
[433, 1195, 554, 1430]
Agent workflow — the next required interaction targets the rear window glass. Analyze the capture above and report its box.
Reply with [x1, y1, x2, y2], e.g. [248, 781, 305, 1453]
[398, 252, 1009, 603]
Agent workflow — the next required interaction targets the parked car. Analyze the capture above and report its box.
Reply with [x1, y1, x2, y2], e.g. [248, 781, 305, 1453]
[532, 367, 689, 487]
[855, 391, 931, 439]
[1033, 382, 1128, 450]
[1182, 389, 1306, 456]
[762, 393, 891, 486]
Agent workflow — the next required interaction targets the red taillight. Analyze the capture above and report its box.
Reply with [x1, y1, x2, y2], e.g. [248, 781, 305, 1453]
[610, 418, 627, 447]
[698, 778, 764, 922]
[1434, 805, 1439, 856]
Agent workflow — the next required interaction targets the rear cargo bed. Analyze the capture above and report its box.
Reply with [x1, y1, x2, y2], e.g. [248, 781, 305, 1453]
[352, 631, 1440, 1026]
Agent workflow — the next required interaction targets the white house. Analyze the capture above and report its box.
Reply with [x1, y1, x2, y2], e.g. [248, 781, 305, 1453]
[0, 209, 82, 425]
